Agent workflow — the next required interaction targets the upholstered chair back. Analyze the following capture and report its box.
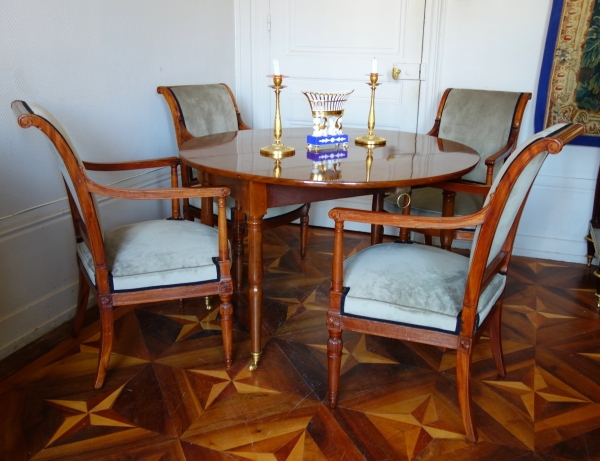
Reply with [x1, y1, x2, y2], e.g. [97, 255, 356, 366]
[13, 101, 103, 233]
[469, 124, 568, 270]
[169, 84, 239, 138]
[438, 89, 525, 183]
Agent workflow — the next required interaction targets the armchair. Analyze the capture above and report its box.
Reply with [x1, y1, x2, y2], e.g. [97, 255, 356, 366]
[382, 89, 531, 249]
[158, 84, 311, 287]
[12, 100, 234, 389]
[327, 123, 584, 442]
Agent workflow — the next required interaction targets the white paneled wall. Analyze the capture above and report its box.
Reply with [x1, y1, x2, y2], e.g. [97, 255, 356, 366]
[0, 0, 236, 359]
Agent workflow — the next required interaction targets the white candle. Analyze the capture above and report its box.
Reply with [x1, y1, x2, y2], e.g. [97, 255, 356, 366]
[371, 57, 377, 74]
[273, 58, 281, 76]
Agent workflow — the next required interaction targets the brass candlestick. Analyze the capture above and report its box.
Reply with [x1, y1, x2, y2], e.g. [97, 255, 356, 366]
[260, 75, 295, 159]
[366, 147, 373, 182]
[355, 73, 386, 146]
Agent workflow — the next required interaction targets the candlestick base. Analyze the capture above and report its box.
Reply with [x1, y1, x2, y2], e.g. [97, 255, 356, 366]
[355, 133, 386, 146]
[260, 143, 295, 159]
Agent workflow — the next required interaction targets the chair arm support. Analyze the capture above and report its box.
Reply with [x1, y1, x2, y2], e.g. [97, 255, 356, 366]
[84, 175, 229, 200]
[329, 201, 491, 230]
[83, 157, 180, 171]
[484, 143, 515, 167]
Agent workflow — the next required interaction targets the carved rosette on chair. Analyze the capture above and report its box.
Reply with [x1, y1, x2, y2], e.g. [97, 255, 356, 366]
[326, 123, 585, 442]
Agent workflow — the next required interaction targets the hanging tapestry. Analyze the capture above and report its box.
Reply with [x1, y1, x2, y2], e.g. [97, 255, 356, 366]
[535, 0, 600, 145]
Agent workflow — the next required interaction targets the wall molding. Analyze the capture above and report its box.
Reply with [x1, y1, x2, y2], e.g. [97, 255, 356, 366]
[0, 169, 172, 241]
[0, 169, 172, 361]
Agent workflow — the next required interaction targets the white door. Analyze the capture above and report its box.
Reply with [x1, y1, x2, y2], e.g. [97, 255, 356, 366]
[269, 0, 426, 134]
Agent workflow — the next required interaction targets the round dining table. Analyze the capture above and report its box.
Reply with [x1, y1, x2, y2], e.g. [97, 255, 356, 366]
[179, 127, 479, 370]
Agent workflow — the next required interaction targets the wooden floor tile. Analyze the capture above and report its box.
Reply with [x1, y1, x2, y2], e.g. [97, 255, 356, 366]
[2, 225, 600, 460]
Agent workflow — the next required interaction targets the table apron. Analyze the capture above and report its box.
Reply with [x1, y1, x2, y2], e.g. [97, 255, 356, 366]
[265, 184, 392, 208]
[195, 169, 393, 211]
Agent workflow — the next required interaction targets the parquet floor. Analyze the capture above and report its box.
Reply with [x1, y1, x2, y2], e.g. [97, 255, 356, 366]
[2, 225, 600, 460]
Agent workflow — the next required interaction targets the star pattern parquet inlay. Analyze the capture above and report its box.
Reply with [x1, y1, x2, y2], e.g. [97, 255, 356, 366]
[2, 225, 600, 460]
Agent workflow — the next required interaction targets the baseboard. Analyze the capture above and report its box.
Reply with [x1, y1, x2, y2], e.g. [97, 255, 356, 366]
[0, 282, 97, 361]
[513, 233, 589, 264]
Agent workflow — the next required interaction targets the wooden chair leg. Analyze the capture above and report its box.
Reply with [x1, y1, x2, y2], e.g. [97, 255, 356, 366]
[456, 347, 477, 443]
[424, 235, 433, 246]
[398, 193, 412, 243]
[181, 164, 193, 221]
[94, 300, 115, 389]
[232, 202, 245, 290]
[219, 295, 233, 367]
[72, 268, 90, 337]
[300, 203, 310, 258]
[594, 269, 600, 308]
[441, 190, 457, 251]
[371, 194, 384, 245]
[488, 301, 506, 377]
[327, 328, 343, 408]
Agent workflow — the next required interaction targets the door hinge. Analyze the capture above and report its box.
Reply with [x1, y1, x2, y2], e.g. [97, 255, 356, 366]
[267, 14, 271, 32]
[419, 63, 427, 81]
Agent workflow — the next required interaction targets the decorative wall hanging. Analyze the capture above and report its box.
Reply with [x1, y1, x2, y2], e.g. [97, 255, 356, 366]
[535, 0, 600, 145]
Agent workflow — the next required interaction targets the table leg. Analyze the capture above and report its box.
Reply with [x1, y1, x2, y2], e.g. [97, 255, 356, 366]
[247, 214, 264, 371]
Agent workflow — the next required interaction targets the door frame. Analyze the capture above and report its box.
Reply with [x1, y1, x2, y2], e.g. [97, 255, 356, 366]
[234, 0, 449, 133]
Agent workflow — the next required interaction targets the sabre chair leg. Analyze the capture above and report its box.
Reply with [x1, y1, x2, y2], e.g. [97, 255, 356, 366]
[327, 328, 343, 408]
[300, 203, 310, 259]
[488, 301, 506, 377]
[456, 347, 477, 443]
[94, 299, 115, 389]
[72, 268, 90, 337]
[219, 295, 233, 368]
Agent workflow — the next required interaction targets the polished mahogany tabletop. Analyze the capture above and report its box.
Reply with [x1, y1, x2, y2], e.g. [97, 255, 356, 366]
[179, 128, 479, 190]
[179, 127, 479, 372]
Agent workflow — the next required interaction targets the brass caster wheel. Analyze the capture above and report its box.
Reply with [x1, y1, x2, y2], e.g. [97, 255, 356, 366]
[205, 296, 212, 311]
[248, 352, 261, 371]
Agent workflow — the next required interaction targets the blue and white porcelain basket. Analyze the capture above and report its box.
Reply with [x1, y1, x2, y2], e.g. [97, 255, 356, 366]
[302, 90, 353, 151]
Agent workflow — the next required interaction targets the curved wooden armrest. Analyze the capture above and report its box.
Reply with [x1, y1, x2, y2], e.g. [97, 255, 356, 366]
[83, 157, 180, 171]
[484, 143, 515, 167]
[84, 175, 229, 200]
[329, 200, 491, 230]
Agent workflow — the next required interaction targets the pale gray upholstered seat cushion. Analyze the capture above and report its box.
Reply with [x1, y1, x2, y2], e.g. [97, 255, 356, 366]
[342, 243, 506, 333]
[77, 220, 221, 291]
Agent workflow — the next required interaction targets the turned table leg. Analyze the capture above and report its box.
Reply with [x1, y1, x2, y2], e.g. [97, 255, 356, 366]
[247, 213, 264, 371]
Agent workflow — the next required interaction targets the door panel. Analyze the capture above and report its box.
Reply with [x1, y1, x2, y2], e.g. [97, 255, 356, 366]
[270, 0, 426, 133]
[265, 0, 427, 232]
